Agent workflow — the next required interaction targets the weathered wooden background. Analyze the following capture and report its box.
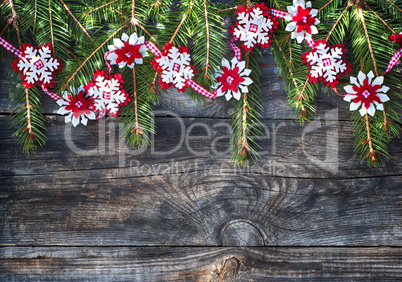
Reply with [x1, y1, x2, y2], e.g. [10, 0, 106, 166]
[0, 47, 401, 280]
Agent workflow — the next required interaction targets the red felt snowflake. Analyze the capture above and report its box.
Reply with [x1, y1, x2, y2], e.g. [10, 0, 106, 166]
[11, 43, 62, 89]
[389, 33, 402, 46]
[84, 70, 130, 117]
[230, 3, 280, 51]
[150, 42, 197, 92]
[301, 39, 352, 87]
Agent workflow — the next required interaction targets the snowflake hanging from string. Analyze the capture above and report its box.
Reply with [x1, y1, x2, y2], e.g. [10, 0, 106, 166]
[57, 86, 96, 127]
[284, 0, 320, 44]
[150, 43, 196, 92]
[213, 57, 253, 101]
[11, 43, 62, 89]
[343, 71, 390, 117]
[107, 32, 148, 69]
[301, 40, 352, 87]
[230, 3, 280, 51]
[84, 70, 130, 117]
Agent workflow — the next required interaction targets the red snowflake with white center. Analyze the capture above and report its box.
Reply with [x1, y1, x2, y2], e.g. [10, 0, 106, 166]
[107, 33, 148, 69]
[84, 70, 130, 117]
[230, 3, 280, 51]
[284, 0, 320, 43]
[11, 43, 62, 89]
[214, 57, 253, 101]
[301, 39, 352, 87]
[57, 86, 96, 127]
[343, 71, 390, 117]
[150, 42, 196, 92]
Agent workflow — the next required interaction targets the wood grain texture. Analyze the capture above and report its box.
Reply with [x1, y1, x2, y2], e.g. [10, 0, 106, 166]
[1, 247, 401, 281]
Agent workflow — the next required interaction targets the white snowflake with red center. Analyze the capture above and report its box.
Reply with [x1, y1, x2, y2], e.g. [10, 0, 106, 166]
[343, 71, 390, 117]
[213, 57, 253, 101]
[84, 70, 130, 117]
[57, 86, 96, 127]
[230, 3, 279, 51]
[151, 43, 196, 92]
[284, 0, 320, 43]
[106, 32, 148, 69]
[11, 43, 62, 89]
[301, 40, 352, 87]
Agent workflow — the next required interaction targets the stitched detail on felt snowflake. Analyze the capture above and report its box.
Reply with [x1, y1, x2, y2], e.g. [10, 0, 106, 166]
[85, 70, 130, 117]
[343, 71, 390, 117]
[230, 3, 280, 51]
[301, 39, 352, 87]
[11, 43, 62, 89]
[213, 57, 253, 101]
[150, 42, 196, 92]
[284, 0, 320, 44]
[57, 86, 96, 127]
[107, 33, 148, 69]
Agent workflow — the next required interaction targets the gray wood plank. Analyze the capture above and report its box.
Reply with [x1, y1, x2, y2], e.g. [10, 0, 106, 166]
[0, 163, 401, 246]
[1, 247, 401, 281]
[0, 115, 401, 179]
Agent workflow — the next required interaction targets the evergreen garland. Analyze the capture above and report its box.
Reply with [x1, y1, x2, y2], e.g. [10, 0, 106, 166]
[0, 0, 400, 167]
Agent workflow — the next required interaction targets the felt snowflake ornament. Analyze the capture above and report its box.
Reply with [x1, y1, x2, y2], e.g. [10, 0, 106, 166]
[11, 43, 62, 89]
[106, 33, 148, 68]
[230, 3, 280, 51]
[388, 33, 402, 46]
[150, 43, 196, 92]
[343, 71, 390, 117]
[85, 70, 130, 117]
[301, 39, 352, 87]
[57, 86, 96, 127]
[213, 57, 253, 101]
[284, 0, 320, 44]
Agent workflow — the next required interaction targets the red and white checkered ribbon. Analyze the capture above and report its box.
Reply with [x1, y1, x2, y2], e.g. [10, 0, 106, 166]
[145, 41, 162, 57]
[384, 48, 402, 75]
[96, 109, 107, 120]
[266, 8, 289, 19]
[104, 51, 112, 76]
[0, 36, 23, 57]
[40, 84, 61, 101]
[230, 36, 242, 61]
[145, 40, 216, 99]
[306, 38, 316, 50]
[188, 79, 216, 99]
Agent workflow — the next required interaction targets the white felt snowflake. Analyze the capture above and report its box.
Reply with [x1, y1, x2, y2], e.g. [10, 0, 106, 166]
[302, 40, 351, 87]
[231, 4, 279, 51]
[213, 57, 253, 101]
[151, 43, 196, 92]
[85, 70, 130, 117]
[107, 32, 148, 69]
[12, 43, 62, 89]
[343, 71, 390, 117]
[285, 0, 320, 43]
[57, 86, 96, 127]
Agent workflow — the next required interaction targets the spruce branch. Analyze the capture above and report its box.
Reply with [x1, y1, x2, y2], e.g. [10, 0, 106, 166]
[84, 0, 119, 16]
[358, 6, 378, 75]
[203, 0, 210, 79]
[34, 0, 37, 25]
[48, 0, 55, 52]
[364, 114, 377, 162]
[59, 0, 93, 40]
[169, 0, 194, 44]
[64, 23, 127, 89]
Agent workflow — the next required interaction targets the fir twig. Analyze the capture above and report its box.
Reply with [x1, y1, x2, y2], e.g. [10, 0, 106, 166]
[203, 0, 210, 79]
[358, 6, 378, 75]
[48, 0, 55, 52]
[326, 2, 352, 41]
[65, 23, 127, 88]
[60, 0, 93, 40]
[169, 0, 194, 43]
[84, 0, 119, 16]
